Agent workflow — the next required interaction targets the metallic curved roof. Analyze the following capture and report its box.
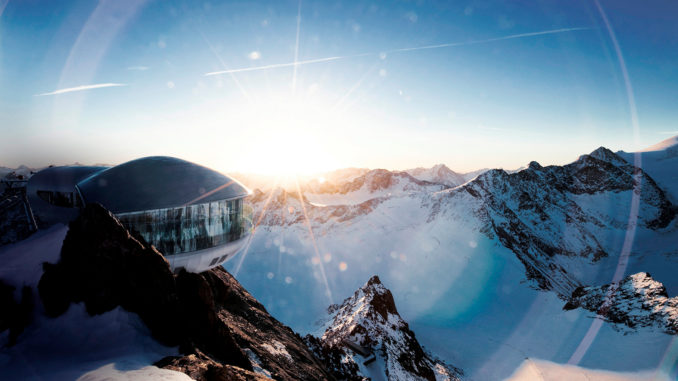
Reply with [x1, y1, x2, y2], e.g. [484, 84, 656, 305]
[76, 156, 249, 213]
[27, 166, 108, 194]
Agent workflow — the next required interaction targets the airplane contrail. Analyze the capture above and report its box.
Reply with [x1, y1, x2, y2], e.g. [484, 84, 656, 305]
[205, 55, 356, 76]
[204, 27, 591, 76]
[35, 83, 127, 96]
[389, 27, 591, 53]
[291, 0, 302, 93]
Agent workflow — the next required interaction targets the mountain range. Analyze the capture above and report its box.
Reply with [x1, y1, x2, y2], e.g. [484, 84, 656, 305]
[229, 135, 678, 379]
[1, 135, 677, 380]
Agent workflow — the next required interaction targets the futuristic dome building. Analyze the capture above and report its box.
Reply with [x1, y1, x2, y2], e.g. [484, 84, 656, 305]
[26, 165, 108, 225]
[26, 157, 252, 273]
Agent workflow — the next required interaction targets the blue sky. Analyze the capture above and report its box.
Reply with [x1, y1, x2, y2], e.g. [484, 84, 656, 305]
[1, 0, 677, 174]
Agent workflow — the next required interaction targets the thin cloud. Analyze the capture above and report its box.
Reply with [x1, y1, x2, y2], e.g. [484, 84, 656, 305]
[205, 26, 592, 76]
[35, 83, 127, 96]
[127, 66, 149, 71]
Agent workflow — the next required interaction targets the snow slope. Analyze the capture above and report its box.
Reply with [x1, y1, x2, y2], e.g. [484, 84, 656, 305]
[617, 134, 678, 202]
[639, 135, 678, 152]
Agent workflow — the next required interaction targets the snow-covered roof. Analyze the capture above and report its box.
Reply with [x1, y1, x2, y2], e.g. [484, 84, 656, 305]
[76, 156, 249, 213]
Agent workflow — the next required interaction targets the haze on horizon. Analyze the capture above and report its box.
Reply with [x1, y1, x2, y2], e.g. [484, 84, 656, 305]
[1, 0, 677, 176]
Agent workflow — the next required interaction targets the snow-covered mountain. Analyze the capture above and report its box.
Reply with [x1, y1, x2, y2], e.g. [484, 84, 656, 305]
[303, 168, 444, 206]
[564, 272, 678, 334]
[244, 146, 675, 296]
[3, 136, 678, 380]
[448, 147, 674, 295]
[230, 142, 678, 380]
[230, 167, 370, 193]
[307, 275, 461, 381]
[405, 164, 467, 188]
[306, 167, 371, 189]
[405, 164, 506, 188]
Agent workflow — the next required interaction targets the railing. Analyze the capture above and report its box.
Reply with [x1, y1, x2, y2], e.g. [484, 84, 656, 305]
[0, 195, 21, 214]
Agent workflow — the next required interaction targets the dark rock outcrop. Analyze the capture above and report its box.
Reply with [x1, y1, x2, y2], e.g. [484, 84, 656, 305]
[37, 203, 334, 380]
[563, 272, 678, 334]
[156, 349, 271, 381]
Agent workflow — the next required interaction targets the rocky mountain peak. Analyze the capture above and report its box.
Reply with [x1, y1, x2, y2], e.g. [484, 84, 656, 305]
[365, 274, 382, 287]
[363, 275, 399, 320]
[313, 276, 462, 381]
[579, 146, 628, 167]
[321, 275, 401, 348]
[527, 161, 542, 170]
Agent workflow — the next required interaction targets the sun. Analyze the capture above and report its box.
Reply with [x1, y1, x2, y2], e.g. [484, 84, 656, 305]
[245, 131, 339, 177]
[225, 93, 346, 177]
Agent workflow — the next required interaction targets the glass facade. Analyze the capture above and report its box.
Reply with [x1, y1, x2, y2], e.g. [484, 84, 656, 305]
[116, 198, 252, 256]
[36, 190, 83, 208]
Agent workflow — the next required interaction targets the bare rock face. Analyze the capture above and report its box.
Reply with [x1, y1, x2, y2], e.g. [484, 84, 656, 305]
[179, 266, 336, 381]
[156, 349, 270, 381]
[310, 275, 462, 381]
[37, 203, 334, 381]
[563, 272, 678, 334]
